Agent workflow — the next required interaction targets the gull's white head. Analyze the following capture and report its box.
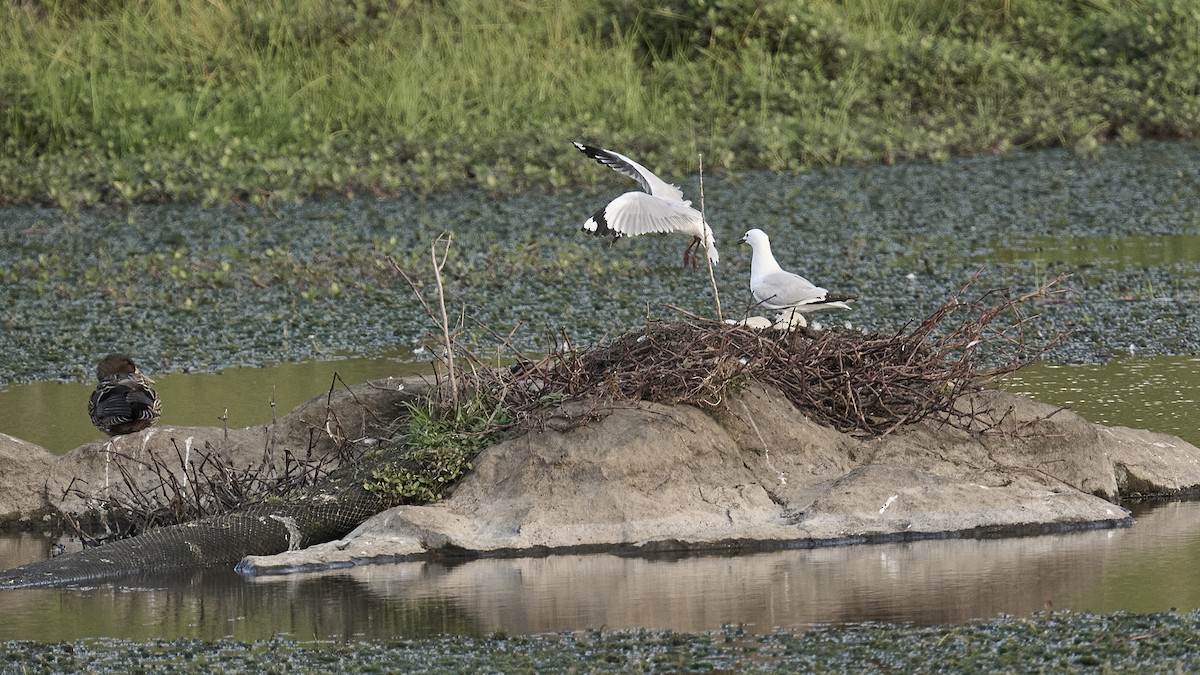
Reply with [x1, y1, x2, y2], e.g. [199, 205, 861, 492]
[739, 228, 770, 248]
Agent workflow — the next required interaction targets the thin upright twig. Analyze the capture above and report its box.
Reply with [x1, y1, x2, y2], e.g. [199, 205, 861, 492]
[698, 152, 723, 321]
[389, 232, 461, 409]
[430, 233, 458, 408]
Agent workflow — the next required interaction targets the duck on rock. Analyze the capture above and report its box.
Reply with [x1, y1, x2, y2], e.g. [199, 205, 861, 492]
[87, 353, 162, 436]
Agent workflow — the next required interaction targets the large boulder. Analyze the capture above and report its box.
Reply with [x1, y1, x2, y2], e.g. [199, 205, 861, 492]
[239, 383, 1200, 575]
[7, 372, 1197, 575]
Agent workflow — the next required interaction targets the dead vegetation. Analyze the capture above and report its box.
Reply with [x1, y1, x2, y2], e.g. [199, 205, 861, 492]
[56, 375, 374, 546]
[65, 241, 1067, 544]
[459, 272, 1069, 437]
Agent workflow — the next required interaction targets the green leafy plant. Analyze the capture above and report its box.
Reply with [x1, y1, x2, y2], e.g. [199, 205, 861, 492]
[364, 397, 510, 504]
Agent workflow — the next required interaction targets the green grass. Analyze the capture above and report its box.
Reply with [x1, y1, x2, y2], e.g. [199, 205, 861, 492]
[1, 0, 1198, 208]
[364, 396, 510, 504]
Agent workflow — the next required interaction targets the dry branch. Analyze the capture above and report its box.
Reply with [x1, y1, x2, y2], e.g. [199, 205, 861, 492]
[468, 273, 1069, 437]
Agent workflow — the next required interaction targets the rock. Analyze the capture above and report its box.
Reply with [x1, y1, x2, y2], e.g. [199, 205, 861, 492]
[0, 433, 56, 522]
[0, 375, 425, 527]
[43, 426, 272, 518]
[239, 383, 1200, 576]
[7, 373, 1200, 575]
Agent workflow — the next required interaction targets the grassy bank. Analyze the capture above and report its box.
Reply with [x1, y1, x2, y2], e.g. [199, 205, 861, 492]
[2, 0, 1198, 209]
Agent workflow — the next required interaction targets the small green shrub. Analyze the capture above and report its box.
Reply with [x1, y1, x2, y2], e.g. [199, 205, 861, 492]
[364, 397, 510, 504]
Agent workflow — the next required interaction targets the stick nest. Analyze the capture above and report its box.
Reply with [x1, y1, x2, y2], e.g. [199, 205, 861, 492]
[467, 274, 1067, 437]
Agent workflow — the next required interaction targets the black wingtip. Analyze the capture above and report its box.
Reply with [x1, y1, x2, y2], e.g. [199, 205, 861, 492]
[581, 206, 617, 238]
[573, 141, 610, 163]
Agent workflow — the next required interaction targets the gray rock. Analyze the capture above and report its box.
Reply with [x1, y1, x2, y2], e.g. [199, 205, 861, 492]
[6, 374, 1197, 575]
[240, 383, 1200, 575]
[0, 432, 54, 523]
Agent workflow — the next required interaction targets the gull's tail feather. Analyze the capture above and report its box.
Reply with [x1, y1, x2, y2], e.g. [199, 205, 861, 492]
[703, 224, 720, 264]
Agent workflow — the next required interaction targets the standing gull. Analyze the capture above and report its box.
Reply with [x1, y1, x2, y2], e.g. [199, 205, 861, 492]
[88, 353, 162, 436]
[573, 142, 719, 267]
[740, 229, 855, 328]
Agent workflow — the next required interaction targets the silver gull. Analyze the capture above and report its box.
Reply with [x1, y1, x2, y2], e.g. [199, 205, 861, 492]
[740, 228, 855, 328]
[573, 142, 719, 268]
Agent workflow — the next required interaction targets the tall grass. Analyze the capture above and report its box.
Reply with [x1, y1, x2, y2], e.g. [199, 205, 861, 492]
[4, 1, 665, 149]
[1, 0, 1198, 207]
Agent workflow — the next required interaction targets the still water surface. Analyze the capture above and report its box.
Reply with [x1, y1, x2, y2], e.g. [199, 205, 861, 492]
[1004, 355, 1200, 446]
[0, 353, 429, 455]
[0, 501, 1196, 641]
[2, 352, 1197, 456]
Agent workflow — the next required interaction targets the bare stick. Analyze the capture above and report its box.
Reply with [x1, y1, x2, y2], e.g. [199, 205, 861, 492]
[698, 152, 723, 321]
[430, 233, 458, 408]
[389, 233, 461, 409]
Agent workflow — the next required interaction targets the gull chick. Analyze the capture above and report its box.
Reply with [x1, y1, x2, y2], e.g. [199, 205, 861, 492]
[573, 141, 719, 268]
[740, 228, 855, 328]
[88, 353, 162, 436]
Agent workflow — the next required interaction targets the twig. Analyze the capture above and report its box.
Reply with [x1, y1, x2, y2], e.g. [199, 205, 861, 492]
[430, 234, 458, 408]
[698, 152, 723, 321]
[460, 273, 1069, 438]
[389, 233, 460, 409]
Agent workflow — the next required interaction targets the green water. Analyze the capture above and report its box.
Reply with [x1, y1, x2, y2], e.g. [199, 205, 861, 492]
[0, 354, 431, 455]
[4, 353, 1196, 456]
[1004, 356, 1200, 446]
[979, 233, 1200, 269]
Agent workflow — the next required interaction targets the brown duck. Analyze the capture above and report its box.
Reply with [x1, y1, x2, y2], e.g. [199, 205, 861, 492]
[88, 354, 162, 436]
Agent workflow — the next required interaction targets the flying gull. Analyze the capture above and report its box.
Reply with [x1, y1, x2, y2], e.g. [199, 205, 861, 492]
[573, 142, 719, 268]
[740, 228, 855, 328]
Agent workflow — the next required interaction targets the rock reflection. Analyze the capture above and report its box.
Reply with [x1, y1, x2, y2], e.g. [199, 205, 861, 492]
[2, 500, 1199, 642]
[295, 500, 1198, 635]
[340, 528, 1121, 633]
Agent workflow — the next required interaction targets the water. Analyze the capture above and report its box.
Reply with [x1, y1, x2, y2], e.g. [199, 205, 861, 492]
[2, 351, 1194, 457]
[0, 500, 1196, 641]
[1, 353, 1198, 641]
[0, 353, 430, 455]
[2, 141, 1199, 641]
[1005, 356, 1200, 446]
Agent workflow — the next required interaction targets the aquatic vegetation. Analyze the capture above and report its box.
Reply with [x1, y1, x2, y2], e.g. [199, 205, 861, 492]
[0, 142, 1196, 387]
[4, 611, 1200, 672]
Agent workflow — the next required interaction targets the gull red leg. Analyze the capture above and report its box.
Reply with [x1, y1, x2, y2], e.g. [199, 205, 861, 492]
[683, 237, 701, 269]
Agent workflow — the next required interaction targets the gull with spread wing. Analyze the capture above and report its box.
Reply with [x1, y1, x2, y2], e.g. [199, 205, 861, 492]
[573, 142, 719, 268]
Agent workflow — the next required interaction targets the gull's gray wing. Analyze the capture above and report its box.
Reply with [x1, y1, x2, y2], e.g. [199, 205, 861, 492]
[574, 142, 686, 203]
[752, 270, 828, 310]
